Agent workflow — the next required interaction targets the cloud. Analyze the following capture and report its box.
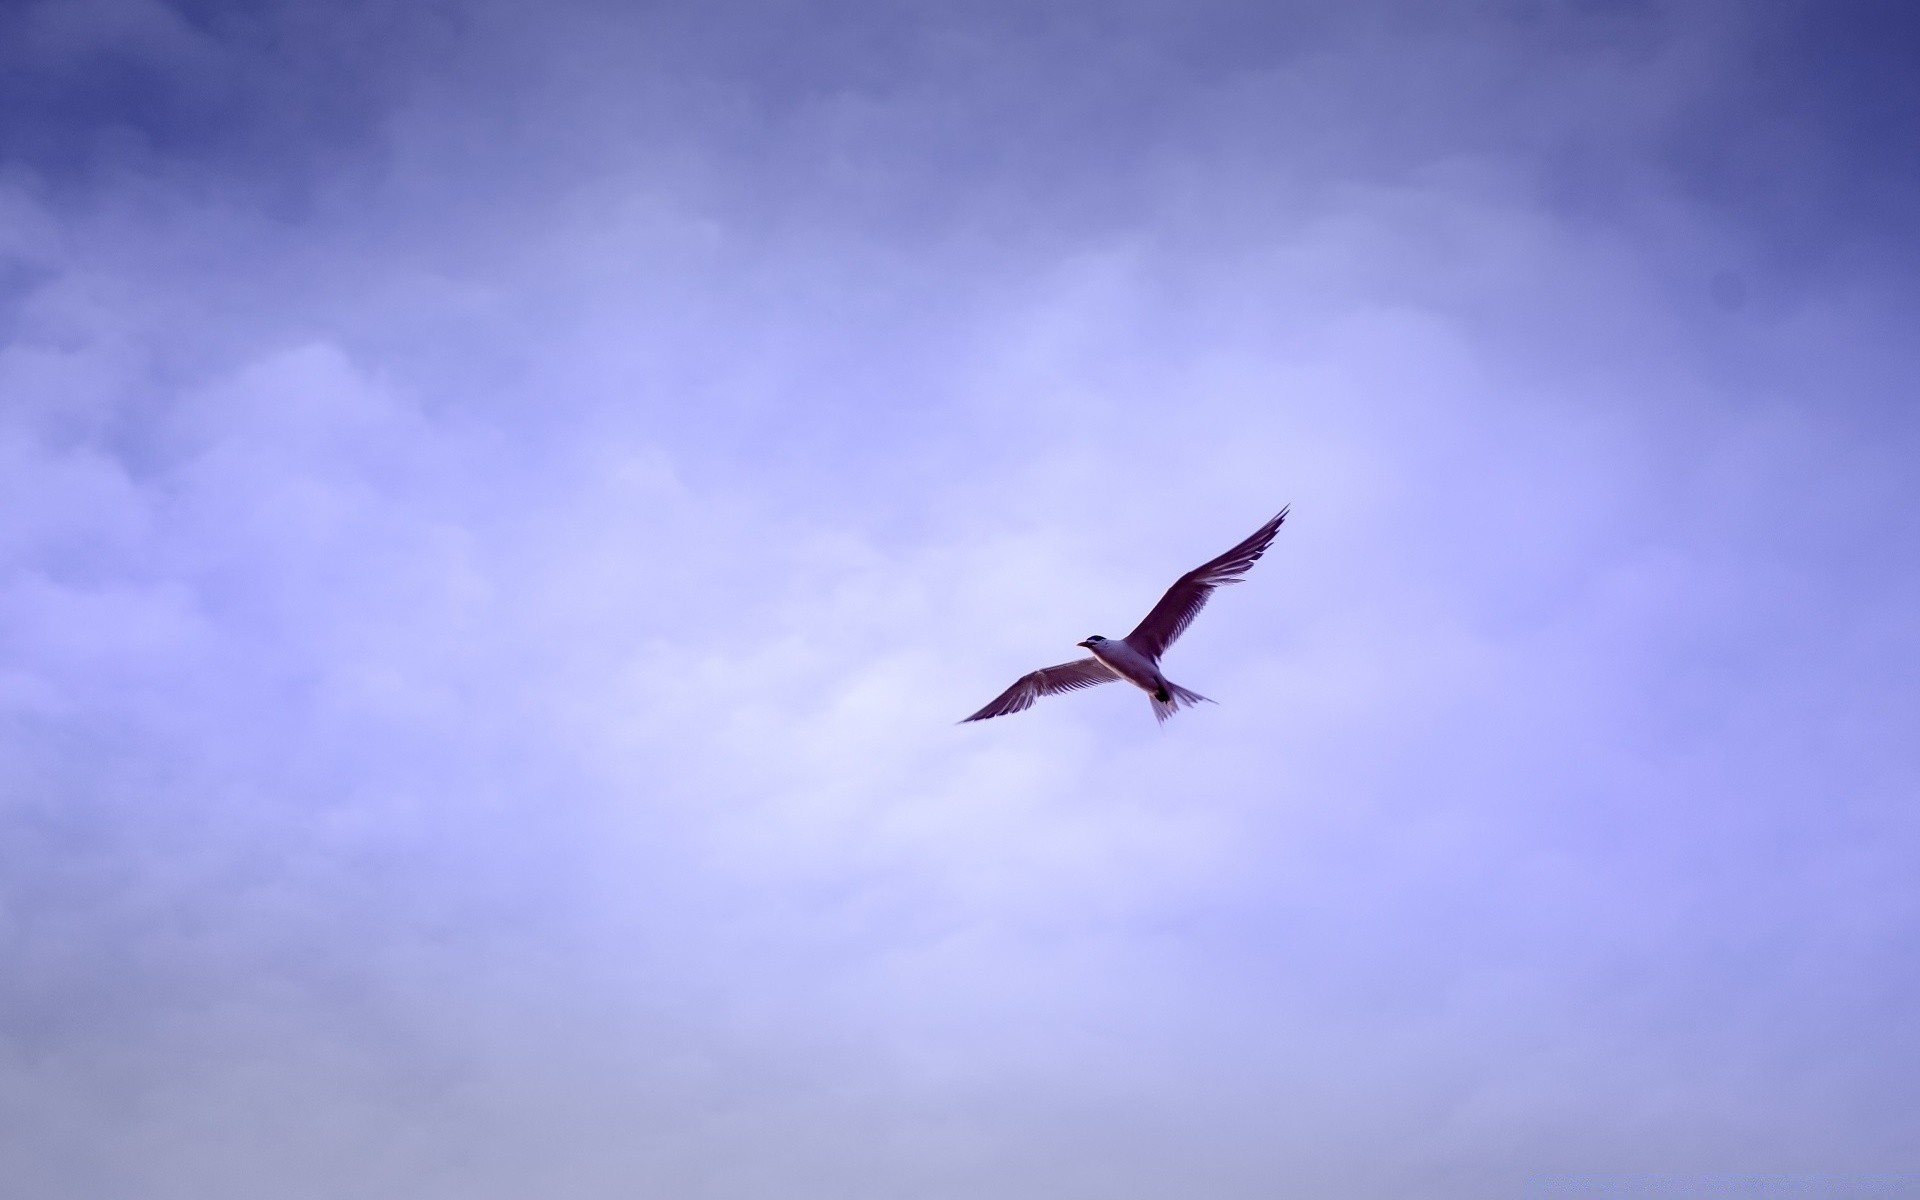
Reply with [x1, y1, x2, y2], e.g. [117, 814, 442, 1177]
[2, 1, 1918, 1196]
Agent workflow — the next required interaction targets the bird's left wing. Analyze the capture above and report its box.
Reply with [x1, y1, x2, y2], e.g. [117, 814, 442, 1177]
[960, 658, 1118, 722]
[1123, 507, 1288, 661]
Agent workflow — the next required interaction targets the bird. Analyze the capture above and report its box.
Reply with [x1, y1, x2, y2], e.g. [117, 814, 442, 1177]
[961, 507, 1289, 725]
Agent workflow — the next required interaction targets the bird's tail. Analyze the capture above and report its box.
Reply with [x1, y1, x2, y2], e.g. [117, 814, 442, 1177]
[1150, 681, 1214, 725]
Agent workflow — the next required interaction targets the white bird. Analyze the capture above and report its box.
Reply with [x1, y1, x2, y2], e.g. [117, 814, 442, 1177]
[961, 508, 1289, 725]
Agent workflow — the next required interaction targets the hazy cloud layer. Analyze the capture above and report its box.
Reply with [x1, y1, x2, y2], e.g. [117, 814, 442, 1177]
[3, 2, 1917, 1197]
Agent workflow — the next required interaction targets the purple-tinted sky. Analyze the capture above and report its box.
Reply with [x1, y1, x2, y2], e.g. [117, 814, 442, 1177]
[3, 2, 1918, 1197]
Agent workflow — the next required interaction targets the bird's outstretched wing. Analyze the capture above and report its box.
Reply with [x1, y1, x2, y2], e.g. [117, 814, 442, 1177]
[1123, 507, 1289, 661]
[960, 658, 1119, 722]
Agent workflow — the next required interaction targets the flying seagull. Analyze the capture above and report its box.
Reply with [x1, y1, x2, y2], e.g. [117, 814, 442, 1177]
[962, 507, 1289, 725]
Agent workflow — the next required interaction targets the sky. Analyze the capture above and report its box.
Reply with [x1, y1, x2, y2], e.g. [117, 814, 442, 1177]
[2, 1, 1918, 1197]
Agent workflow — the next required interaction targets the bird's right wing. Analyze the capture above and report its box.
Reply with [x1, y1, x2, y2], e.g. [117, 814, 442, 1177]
[960, 658, 1118, 722]
[1123, 508, 1288, 661]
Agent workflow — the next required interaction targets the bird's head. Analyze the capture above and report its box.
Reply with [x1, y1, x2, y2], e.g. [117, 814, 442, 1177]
[1076, 635, 1108, 649]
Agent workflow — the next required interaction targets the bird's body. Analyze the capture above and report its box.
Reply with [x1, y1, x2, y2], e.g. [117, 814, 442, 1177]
[1079, 635, 1214, 723]
[1081, 636, 1159, 694]
[961, 508, 1289, 725]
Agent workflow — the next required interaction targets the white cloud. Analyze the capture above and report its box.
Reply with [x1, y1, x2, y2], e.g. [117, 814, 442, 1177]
[3, 2, 1918, 1196]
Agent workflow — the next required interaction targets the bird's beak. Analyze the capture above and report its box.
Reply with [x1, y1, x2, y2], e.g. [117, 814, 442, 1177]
[1075, 640, 1092, 648]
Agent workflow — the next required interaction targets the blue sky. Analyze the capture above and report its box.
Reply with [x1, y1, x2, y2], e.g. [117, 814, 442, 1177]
[2, 2, 1918, 1197]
